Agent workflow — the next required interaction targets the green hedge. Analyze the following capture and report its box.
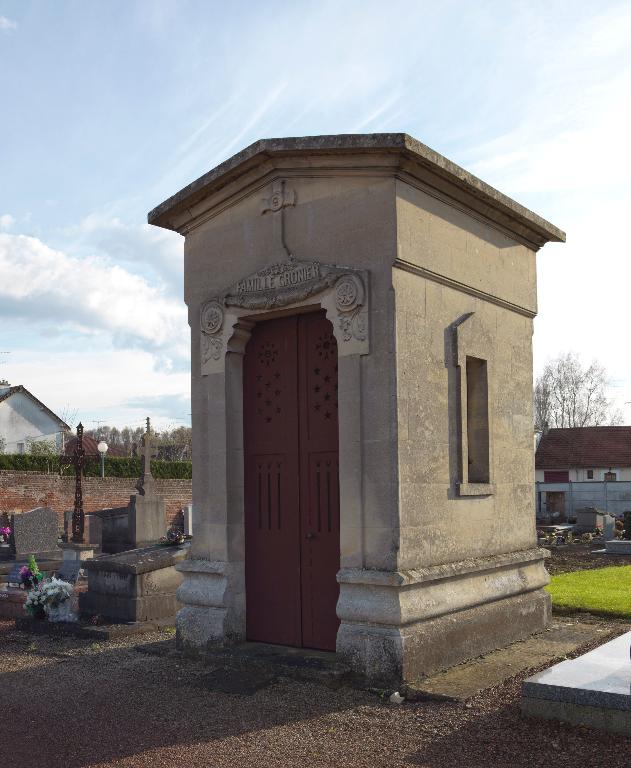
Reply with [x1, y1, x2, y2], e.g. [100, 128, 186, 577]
[0, 454, 192, 479]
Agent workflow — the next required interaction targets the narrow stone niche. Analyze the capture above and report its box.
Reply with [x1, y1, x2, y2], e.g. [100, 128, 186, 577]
[466, 356, 490, 484]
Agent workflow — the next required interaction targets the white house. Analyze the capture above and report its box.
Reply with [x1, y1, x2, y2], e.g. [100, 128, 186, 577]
[0, 381, 70, 453]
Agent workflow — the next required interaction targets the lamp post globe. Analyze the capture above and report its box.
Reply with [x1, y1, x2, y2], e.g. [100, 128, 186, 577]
[97, 440, 108, 479]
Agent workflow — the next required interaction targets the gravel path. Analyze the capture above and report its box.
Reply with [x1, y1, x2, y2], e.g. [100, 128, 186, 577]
[1, 618, 631, 768]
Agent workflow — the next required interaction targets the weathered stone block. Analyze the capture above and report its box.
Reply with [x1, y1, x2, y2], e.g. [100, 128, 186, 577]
[80, 544, 187, 623]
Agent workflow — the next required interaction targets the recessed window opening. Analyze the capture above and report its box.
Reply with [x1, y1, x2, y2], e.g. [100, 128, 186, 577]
[587, 469, 594, 479]
[466, 356, 489, 484]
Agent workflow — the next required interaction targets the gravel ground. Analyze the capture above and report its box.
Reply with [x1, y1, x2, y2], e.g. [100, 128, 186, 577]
[1, 617, 631, 768]
[546, 541, 631, 575]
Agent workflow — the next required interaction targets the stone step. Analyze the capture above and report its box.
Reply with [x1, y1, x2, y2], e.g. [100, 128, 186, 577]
[404, 621, 618, 702]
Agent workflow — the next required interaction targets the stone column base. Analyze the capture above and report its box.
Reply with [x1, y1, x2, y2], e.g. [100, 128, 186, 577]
[175, 559, 245, 653]
[336, 548, 551, 686]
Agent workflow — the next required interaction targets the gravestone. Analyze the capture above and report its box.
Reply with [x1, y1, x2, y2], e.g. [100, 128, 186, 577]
[183, 504, 193, 537]
[97, 424, 165, 553]
[575, 507, 606, 533]
[11, 507, 60, 559]
[80, 543, 187, 623]
[55, 560, 82, 584]
[6, 562, 25, 586]
[84, 514, 103, 550]
[603, 514, 616, 541]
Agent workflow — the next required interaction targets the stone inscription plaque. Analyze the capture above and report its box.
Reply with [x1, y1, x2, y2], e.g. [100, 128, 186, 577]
[224, 259, 339, 310]
[11, 507, 60, 557]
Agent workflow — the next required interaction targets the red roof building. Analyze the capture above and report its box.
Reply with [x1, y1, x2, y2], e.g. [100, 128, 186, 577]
[64, 434, 126, 457]
[535, 427, 631, 483]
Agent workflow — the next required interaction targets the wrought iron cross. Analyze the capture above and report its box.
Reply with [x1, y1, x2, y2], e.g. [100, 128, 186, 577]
[61, 422, 86, 543]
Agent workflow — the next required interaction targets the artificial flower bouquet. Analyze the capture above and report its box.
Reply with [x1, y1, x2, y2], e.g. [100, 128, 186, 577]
[0, 526, 11, 544]
[24, 577, 76, 622]
[19, 555, 43, 590]
[159, 526, 186, 546]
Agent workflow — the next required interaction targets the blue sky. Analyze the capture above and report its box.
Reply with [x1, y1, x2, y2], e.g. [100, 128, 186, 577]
[1, 0, 630, 430]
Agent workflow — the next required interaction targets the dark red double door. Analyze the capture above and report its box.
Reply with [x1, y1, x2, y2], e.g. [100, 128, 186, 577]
[243, 310, 340, 651]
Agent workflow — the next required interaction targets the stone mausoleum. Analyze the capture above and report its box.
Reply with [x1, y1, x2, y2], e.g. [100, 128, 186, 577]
[149, 134, 565, 684]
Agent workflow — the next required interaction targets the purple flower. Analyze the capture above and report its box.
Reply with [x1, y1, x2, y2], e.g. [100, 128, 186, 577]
[0, 527, 11, 536]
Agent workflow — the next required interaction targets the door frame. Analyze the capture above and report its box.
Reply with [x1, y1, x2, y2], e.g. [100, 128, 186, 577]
[192, 260, 370, 650]
[242, 310, 341, 650]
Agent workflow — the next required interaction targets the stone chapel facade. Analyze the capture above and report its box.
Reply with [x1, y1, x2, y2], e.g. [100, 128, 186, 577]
[149, 134, 565, 684]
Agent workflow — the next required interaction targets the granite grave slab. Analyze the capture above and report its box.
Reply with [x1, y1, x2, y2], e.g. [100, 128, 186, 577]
[522, 630, 631, 735]
[11, 507, 60, 559]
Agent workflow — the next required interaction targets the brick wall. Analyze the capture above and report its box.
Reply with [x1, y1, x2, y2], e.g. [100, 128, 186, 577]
[0, 470, 191, 530]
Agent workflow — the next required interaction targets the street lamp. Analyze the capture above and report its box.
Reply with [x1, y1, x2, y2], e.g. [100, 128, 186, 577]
[97, 440, 108, 478]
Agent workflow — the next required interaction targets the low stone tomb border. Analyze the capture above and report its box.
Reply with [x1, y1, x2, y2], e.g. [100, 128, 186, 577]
[522, 630, 631, 735]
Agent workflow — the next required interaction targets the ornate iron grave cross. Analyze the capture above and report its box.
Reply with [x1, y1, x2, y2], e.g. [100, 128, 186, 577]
[60, 423, 86, 543]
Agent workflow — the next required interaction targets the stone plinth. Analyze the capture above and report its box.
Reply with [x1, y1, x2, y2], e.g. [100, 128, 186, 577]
[522, 631, 631, 735]
[0, 588, 27, 619]
[80, 544, 188, 623]
[60, 542, 95, 561]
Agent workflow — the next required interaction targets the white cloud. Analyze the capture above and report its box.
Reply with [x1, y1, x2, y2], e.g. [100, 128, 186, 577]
[0, 15, 17, 31]
[0, 232, 188, 361]
[5, 345, 190, 431]
[64, 212, 183, 288]
[453, 4, 631, 420]
[0, 214, 15, 230]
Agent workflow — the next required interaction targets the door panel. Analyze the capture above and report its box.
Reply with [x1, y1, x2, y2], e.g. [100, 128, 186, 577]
[298, 312, 340, 650]
[243, 310, 340, 651]
[243, 316, 301, 646]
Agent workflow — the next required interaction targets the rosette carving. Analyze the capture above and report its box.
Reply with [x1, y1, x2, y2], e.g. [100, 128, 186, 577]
[200, 300, 224, 336]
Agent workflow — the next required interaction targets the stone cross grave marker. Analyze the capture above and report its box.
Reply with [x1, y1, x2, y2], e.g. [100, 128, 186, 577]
[11, 507, 59, 559]
[135, 417, 158, 498]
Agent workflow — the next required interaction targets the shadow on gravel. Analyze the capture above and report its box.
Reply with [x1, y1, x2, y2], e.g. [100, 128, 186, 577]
[407, 699, 631, 768]
[0, 630, 370, 768]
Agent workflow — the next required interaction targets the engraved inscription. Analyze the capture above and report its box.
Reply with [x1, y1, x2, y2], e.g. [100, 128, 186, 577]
[224, 259, 341, 310]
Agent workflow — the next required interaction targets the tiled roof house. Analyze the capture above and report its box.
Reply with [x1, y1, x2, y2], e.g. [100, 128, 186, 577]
[535, 427, 631, 482]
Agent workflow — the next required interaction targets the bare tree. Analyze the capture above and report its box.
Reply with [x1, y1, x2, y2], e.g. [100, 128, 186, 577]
[84, 424, 192, 459]
[534, 352, 622, 430]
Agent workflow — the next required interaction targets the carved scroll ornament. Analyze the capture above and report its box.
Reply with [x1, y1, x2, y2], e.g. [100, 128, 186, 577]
[199, 258, 369, 375]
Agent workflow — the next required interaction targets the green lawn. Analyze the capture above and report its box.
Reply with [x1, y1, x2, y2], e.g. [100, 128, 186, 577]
[546, 565, 631, 618]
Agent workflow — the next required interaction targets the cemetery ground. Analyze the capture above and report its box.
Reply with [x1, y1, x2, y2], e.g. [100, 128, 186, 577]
[1, 543, 629, 767]
[1, 615, 631, 763]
